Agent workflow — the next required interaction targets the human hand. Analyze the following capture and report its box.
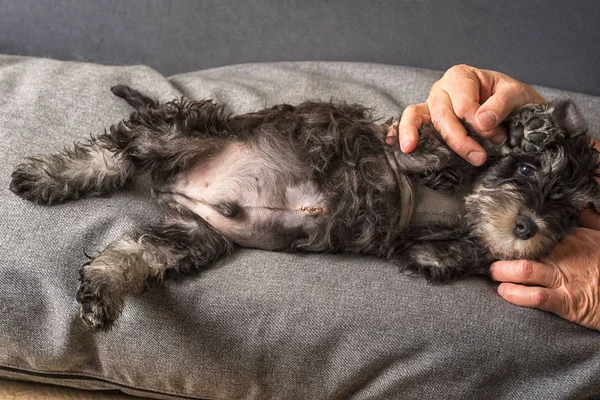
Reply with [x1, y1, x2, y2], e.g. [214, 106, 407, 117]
[490, 216, 600, 331]
[388, 64, 546, 166]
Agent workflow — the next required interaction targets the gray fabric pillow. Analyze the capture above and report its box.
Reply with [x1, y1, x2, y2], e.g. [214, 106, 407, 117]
[1, 54, 600, 399]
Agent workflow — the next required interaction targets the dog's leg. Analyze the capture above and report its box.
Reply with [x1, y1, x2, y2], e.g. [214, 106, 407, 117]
[11, 87, 233, 203]
[9, 85, 157, 204]
[77, 208, 233, 331]
[391, 225, 491, 281]
[392, 123, 487, 193]
[10, 135, 131, 204]
[106, 86, 234, 185]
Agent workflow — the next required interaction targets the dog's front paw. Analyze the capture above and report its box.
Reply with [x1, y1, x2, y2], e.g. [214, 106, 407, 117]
[76, 264, 124, 332]
[505, 104, 564, 152]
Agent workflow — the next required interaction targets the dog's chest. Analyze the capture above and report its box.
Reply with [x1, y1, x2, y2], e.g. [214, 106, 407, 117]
[164, 141, 328, 249]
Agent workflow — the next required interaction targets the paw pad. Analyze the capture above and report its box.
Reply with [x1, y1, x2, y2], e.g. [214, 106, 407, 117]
[505, 104, 564, 152]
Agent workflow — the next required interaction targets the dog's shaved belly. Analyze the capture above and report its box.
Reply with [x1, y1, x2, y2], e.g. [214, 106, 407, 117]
[163, 140, 327, 249]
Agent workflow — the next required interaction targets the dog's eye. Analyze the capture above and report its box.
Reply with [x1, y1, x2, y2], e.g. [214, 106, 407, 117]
[518, 163, 536, 176]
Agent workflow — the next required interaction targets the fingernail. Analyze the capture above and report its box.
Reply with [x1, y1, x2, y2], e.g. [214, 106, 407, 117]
[490, 133, 506, 145]
[467, 151, 485, 166]
[478, 111, 497, 129]
[497, 284, 505, 296]
[400, 136, 412, 152]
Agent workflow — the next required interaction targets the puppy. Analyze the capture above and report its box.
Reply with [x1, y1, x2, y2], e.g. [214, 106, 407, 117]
[10, 86, 600, 330]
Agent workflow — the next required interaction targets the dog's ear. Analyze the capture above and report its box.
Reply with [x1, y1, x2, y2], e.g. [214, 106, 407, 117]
[551, 98, 588, 138]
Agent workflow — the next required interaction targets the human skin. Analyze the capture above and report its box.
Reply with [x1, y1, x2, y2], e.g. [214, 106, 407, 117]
[387, 64, 546, 166]
[389, 64, 600, 331]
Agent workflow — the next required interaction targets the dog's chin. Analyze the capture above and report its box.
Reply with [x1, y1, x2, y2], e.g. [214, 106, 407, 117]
[483, 232, 557, 261]
[467, 201, 558, 261]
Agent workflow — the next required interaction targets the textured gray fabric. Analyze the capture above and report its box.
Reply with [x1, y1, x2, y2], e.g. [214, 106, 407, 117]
[1, 55, 600, 399]
[1, 1, 599, 96]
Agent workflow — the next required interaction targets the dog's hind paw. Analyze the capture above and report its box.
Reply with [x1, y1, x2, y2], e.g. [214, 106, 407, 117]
[10, 157, 60, 204]
[77, 292, 113, 331]
[76, 265, 123, 332]
[504, 103, 564, 152]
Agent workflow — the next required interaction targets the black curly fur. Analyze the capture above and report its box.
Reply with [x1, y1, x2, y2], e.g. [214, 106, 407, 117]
[9, 86, 600, 330]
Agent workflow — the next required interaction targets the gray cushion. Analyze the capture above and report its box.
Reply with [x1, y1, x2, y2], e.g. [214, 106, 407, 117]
[1, 54, 600, 399]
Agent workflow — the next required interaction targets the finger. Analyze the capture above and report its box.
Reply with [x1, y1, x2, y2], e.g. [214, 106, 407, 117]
[475, 77, 545, 132]
[427, 89, 487, 166]
[497, 283, 569, 316]
[441, 68, 482, 126]
[484, 126, 507, 145]
[436, 65, 496, 139]
[490, 259, 562, 289]
[397, 103, 431, 152]
[448, 67, 501, 139]
[577, 208, 600, 230]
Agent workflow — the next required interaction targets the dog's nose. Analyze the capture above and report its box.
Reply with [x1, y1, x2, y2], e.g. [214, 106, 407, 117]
[514, 215, 538, 240]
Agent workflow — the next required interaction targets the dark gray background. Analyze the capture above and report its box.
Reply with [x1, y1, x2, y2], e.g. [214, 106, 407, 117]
[1, 0, 599, 96]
